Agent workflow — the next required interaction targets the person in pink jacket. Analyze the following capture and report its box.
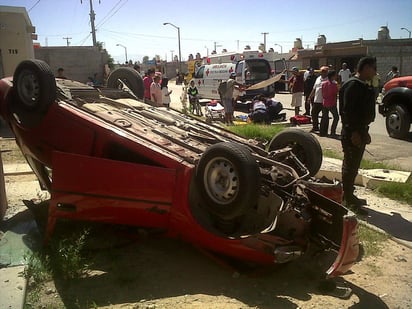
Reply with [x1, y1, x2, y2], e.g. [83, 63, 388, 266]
[320, 70, 339, 137]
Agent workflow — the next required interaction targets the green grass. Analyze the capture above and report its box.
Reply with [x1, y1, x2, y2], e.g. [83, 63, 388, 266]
[24, 229, 91, 308]
[322, 148, 343, 160]
[49, 229, 90, 280]
[357, 224, 389, 257]
[375, 180, 412, 205]
[227, 123, 285, 141]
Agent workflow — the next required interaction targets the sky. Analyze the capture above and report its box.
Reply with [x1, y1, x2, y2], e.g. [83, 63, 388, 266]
[2, 0, 412, 64]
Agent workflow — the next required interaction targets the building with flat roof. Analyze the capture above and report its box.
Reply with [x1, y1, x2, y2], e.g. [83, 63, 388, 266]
[0, 6, 37, 78]
[297, 28, 412, 81]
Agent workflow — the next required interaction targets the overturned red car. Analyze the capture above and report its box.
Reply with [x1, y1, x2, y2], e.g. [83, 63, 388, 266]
[0, 60, 359, 278]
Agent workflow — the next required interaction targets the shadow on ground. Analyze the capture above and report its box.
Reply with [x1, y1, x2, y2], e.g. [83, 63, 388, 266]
[43, 224, 390, 309]
[365, 208, 412, 241]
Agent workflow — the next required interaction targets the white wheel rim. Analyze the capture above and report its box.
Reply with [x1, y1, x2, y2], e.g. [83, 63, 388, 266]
[203, 156, 239, 205]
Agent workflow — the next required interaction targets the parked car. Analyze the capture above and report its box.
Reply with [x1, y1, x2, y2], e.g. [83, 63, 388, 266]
[379, 76, 412, 139]
[0, 60, 359, 278]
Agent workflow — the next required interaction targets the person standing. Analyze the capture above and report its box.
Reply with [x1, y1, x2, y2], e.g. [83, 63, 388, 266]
[303, 68, 316, 116]
[150, 75, 162, 107]
[161, 77, 172, 109]
[287, 67, 304, 116]
[338, 63, 351, 85]
[143, 69, 155, 101]
[221, 73, 246, 125]
[320, 70, 339, 137]
[340, 56, 377, 215]
[309, 66, 329, 132]
[385, 66, 399, 82]
[303, 66, 311, 81]
[187, 80, 202, 116]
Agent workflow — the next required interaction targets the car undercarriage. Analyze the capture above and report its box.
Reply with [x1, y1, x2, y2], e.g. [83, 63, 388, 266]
[0, 60, 359, 278]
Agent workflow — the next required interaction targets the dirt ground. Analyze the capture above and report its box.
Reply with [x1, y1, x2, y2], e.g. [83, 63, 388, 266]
[2, 138, 412, 309]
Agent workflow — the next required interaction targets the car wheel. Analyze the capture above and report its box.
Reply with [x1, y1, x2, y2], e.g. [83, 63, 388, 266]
[385, 104, 411, 139]
[107, 67, 144, 99]
[11, 60, 57, 127]
[268, 128, 322, 176]
[196, 142, 260, 220]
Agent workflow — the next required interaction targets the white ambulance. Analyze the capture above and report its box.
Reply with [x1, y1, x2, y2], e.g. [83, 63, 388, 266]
[192, 58, 274, 101]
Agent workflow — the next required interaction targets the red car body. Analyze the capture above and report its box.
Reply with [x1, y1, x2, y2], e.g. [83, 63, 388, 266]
[0, 60, 359, 278]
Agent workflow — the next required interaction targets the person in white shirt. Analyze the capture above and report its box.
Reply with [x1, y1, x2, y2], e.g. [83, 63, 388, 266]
[308, 66, 329, 132]
[338, 63, 351, 85]
[161, 78, 173, 109]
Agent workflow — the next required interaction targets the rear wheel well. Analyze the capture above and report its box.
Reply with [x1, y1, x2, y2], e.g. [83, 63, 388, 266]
[383, 93, 412, 119]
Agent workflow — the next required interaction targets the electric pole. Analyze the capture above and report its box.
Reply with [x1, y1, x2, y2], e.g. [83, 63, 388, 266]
[261, 32, 269, 52]
[81, 0, 98, 46]
[63, 37, 72, 46]
[89, 0, 97, 46]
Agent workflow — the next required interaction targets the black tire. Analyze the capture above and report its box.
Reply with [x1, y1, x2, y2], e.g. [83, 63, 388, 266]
[268, 128, 322, 176]
[107, 67, 144, 99]
[196, 142, 260, 220]
[385, 104, 411, 139]
[11, 60, 56, 128]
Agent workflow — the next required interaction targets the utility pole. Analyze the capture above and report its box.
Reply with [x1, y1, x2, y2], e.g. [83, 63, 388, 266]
[261, 32, 269, 52]
[89, 0, 97, 46]
[63, 37, 72, 46]
[81, 0, 98, 46]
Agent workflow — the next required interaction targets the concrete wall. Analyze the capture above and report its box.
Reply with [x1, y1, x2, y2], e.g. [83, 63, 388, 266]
[35, 46, 110, 84]
[0, 6, 36, 78]
[367, 40, 412, 78]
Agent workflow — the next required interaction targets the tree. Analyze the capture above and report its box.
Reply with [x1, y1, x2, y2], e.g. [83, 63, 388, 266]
[142, 56, 149, 64]
[96, 41, 114, 69]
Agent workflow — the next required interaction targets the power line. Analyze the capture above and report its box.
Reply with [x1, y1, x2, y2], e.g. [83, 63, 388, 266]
[28, 0, 41, 12]
[96, 0, 127, 28]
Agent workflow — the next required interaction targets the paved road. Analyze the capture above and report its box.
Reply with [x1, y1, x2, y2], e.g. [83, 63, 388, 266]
[169, 82, 412, 172]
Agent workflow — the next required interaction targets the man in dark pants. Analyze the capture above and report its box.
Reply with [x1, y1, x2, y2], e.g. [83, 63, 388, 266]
[309, 66, 329, 134]
[340, 57, 377, 215]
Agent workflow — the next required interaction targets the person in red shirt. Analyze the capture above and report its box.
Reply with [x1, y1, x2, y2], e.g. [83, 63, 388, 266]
[288, 67, 304, 115]
[143, 69, 155, 101]
[320, 70, 339, 137]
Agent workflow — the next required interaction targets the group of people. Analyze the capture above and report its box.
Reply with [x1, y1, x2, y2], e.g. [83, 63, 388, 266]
[248, 95, 284, 124]
[142, 69, 173, 109]
[184, 72, 246, 124]
[288, 58, 380, 215]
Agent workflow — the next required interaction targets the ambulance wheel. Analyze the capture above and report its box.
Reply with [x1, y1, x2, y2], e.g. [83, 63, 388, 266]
[11, 60, 57, 128]
[107, 67, 144, 99]
[196, 142, 260, 220]
[268, 128, 322, 176]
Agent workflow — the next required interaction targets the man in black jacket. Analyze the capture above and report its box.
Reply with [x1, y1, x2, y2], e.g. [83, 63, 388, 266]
[340, 56, 377, 215]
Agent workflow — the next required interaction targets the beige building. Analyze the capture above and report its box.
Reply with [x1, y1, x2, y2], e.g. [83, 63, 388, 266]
[297, 28, 412, 81]
[0, 6, 37, 78]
